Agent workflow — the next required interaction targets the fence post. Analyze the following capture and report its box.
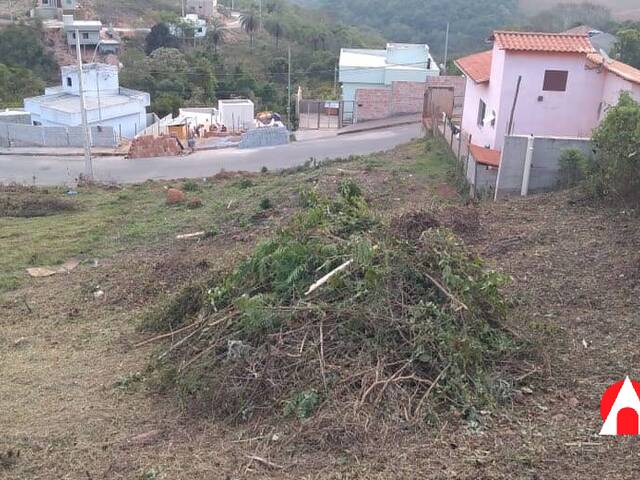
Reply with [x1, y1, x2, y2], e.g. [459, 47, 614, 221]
[521, 135, 535, 196]
[449, 120, 454, 149]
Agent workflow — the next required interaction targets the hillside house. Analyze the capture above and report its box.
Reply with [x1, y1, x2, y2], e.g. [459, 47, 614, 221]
[455, 31, 640, 154]
[339, 43, 440, 104]
[33, 0, 76, 20]
[169, 14, 208, 39]
[63, 15, 102, 47]
[24, 63, 150, 139]
[186, 0, 218, 19]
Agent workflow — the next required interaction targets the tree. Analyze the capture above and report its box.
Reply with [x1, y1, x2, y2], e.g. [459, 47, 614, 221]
[0, 25, 57, 80]
[145, 23, 180, 55]
[265, 18, 284, 49]
[613, 28, 640, 69]
[0, 64, 45, 107]
[589, 92, 640, 206]
[206, 18, 227, 54]
[240, 12, 259, 48]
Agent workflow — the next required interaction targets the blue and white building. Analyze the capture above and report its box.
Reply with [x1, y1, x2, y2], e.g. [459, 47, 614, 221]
[338, 43, 440, 103]
[24, 63, 150, 139]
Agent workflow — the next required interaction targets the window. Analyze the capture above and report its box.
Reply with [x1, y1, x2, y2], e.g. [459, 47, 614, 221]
[477, 99, 487, 127]
[543, 70, 568, 91]
[66, 77, 72, 87]
[82, 32, 89, 39]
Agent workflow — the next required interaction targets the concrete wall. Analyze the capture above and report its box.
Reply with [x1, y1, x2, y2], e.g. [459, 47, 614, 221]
[239, 126, 289, 149]
[0, 123, 116, 148]
[495, 134, 592, 196]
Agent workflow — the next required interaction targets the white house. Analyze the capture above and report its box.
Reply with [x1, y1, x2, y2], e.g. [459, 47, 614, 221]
[218, 99, 254, 131]
[339, 43, 440, 103]
[169, 14, 208, 39]
[24, 63, 150, 139]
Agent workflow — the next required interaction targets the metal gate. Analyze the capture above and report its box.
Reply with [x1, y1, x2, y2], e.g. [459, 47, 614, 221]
[298, 100, 355, 130]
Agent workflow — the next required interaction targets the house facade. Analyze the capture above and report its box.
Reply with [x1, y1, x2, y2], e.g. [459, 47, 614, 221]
[185, 0, 218, 19]
[339, 43, 440, 104]
[63, 15, 102, 47]
[33, 0, 76, 19]
[24, 63, 150, 139]
[455, 31, 640, 153]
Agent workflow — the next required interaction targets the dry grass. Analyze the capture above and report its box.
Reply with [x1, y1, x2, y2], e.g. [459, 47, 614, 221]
[1, 141, 639, 478]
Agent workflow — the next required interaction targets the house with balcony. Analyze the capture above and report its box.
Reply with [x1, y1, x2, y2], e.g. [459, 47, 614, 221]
[24, 63, 150, 139]
[63, 15, 102, 47]
[455, 30, 640, 155]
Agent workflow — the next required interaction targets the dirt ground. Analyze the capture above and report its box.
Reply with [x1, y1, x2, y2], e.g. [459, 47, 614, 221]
[1, 156, 640, 478]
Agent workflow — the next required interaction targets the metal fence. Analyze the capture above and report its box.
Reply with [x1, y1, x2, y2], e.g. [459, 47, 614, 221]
[298, 100, 355, 130]
[425, 102, 498, 198]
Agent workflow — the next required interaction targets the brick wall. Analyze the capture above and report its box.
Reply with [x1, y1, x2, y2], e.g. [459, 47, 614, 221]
[354, 88, 392, 122]
[354, 80, 434, 122]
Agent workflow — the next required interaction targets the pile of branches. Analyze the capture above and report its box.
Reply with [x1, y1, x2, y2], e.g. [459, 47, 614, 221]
[142, 180, 523, 424]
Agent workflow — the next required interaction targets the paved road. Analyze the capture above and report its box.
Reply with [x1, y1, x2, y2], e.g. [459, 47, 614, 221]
[0, 124, 423, 186]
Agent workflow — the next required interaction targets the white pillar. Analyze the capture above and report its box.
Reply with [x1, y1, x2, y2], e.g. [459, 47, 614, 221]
[521, 135, 534, 196]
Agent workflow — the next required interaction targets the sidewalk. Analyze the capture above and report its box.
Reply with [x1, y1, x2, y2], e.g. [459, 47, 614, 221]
[0, 146, 128, 157]
[337, 113, 422, 135]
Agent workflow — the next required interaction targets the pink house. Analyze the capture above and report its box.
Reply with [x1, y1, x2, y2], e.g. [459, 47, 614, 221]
[455, 31, 640, 155]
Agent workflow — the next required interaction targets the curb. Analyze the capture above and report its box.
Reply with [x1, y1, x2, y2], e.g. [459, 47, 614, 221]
[337, 120, 421, 136]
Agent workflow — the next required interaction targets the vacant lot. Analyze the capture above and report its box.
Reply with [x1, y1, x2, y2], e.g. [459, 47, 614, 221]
[1, 138, 638, 478]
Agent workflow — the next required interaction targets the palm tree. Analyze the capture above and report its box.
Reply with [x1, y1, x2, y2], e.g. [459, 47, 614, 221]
[206, 18, 227, 54]
[265, 19, 284, 49]
[240, 13, 258, 49]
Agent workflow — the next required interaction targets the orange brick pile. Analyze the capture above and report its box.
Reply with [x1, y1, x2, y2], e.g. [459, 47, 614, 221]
[128, 135, 184, 159]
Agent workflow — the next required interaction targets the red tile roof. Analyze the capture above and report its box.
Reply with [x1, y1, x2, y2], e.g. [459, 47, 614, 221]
[491, 31, 595, 53]
[455, 50, 492, 84]
[470, 144, 501, 167]
[587, 53, 640, 86]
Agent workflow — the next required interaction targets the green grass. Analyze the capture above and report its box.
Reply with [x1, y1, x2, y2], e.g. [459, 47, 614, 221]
[0, 139, 455, 296]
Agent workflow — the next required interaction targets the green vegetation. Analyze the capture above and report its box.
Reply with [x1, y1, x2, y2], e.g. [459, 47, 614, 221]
[557, 148, 589, 188]
[147, 182, 519, 423]
[613, 26, 640, 68]
[588, 92, 640, 208]
[0, 24, 57, 107]
[117, 0, 384, 116]
[297, 0, 517, 56]
[0, 139, 453, 295]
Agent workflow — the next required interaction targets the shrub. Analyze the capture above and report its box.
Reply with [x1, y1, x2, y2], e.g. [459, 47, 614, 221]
[557, 148, 588, 188]
[589, 92, 640, 207]
[259, 198, 273, 210]
[182, 180, 200, 192]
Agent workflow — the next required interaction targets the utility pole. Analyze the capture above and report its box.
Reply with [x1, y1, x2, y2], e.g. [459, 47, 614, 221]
[287, 45, 292, 130]
[75, 29, 93, 180]
[259, 0, 263, 30]
[8, 0, 13, 23]
[443, 22, 449, 75]
[181, 0, 185, 17]
[333, 64, 338, 98]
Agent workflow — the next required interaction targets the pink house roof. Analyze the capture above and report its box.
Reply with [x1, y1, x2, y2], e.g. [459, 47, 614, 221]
[455, 50, 492, 84]
[587, 53, 640, 86]
[491, 31, 595, 53]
